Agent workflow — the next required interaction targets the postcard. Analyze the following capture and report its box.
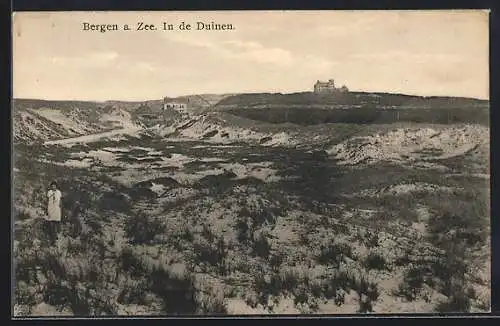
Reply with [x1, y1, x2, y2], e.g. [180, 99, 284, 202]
[12, 10, 490, 317]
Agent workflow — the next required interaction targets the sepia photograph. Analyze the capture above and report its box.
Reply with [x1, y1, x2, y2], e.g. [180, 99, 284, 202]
[12, 10, 490, 316]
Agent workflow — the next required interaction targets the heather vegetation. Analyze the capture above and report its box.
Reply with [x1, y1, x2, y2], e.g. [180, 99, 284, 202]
[225, 107, 489, 126]
[13, 96, 490, 316]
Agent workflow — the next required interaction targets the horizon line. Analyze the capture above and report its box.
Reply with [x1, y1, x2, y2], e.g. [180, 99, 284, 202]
[12, 89, 490, 103]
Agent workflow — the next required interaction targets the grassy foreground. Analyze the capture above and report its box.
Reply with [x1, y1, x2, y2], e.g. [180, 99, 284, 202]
[13, 122, 490, 316]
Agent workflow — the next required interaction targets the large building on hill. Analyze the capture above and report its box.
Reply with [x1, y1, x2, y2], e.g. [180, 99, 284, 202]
[314, 79, 349, 93]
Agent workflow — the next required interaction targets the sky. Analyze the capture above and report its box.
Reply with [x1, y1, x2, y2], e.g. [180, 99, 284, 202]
[12, 10, 489, 101]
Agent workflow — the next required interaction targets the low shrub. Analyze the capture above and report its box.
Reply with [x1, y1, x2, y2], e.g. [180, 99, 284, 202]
[395, 266, 427, 301]
[364, 252, 390, 271]
[352, 275, 380, 313]
[193, 237, 227, 274]
[316, 242, 353, 266]
[252, 233, 271, 259]
[124, 214, 164, 245]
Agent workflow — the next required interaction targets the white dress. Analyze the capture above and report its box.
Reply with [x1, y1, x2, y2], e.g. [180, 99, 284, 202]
[47, 189, 62, 221]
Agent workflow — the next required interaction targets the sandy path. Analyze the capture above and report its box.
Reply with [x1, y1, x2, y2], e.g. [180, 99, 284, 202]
[43, 125, 142, 146]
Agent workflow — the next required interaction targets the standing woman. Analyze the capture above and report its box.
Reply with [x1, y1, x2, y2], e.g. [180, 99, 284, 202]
[46, 181, 62, 245]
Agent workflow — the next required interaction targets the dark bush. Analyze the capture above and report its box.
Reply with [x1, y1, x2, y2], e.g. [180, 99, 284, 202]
[364, 252, 390, 271]
[44, 283, 72, 307]
[253, 271, 282, 308]
[62, 188, 92, 212]
[118, 247, 144, 278]
[331, 270, 355, 292]
[149, 267, 197, 315]
[316, 242, 353, 266]
[293, 286, 309, 306]
[269, 252, 285, 271]
[280, 270, 300, 293]
[124, 214, 164, 245]
[252, 233, 271, 259]
[259, 136, 273, 144]
[353, 276, 380, 313]
[128, 186, 157, 201]
[395, 266, 427, 301]
[311, 150, 329, 161]
[430, 214, 487, 249]
[235, 218, 250, 244]
[193, 237, 227, 274]
[195, 172, 237, 194]
[202, 130, 219, 139]
[435, 290, 472, 313]
[97, 192, 131, 214]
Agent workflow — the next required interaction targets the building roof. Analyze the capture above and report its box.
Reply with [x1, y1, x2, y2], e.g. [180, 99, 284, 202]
[315, 80, 335, 85]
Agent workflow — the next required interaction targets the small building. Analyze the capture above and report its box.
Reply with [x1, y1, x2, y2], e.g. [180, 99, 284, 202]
[163, 98, 188, 113]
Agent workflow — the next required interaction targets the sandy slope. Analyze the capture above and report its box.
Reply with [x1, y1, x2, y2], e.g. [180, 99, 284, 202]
[14, 110, 70, 142]
[14, 106, 140, 144]
[328, 124, 489, 165]
[34, 108, 95, 135]
[149, 113, 298, 148]
[43, 125, 142, 146]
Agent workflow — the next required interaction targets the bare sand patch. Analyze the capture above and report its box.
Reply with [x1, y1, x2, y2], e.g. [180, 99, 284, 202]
[44, 125, 142, 146]
[346, 182, 462, 198]
[329, 125, 489, 165]
[102, 147, 130, 153]
[34, 108, 91, 135]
